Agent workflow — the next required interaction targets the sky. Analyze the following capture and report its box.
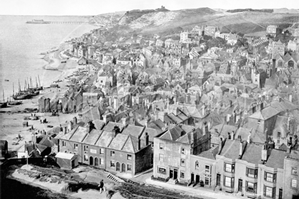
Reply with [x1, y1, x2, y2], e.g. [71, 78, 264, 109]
[0, 0, 299, 15]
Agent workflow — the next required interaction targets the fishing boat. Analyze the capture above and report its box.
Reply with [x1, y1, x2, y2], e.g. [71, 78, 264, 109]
[0, 102, 7, 108]
[8, 100, 22, 106]
[0, 92, 8, 108]
[12, 80, 31, 100]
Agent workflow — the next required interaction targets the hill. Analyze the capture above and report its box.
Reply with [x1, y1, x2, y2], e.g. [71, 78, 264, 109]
[92, 7, 299, 37]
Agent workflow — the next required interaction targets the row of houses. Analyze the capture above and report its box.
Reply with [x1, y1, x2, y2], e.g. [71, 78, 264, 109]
[153, 127, 299, 199]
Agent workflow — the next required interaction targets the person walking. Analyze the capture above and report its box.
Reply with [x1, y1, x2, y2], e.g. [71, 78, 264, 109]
[99, 179, 104, 193]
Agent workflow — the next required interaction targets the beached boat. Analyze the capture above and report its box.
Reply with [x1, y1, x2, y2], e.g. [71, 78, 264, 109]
[8, 101, 22, 106]
[0, 102, 7, 108]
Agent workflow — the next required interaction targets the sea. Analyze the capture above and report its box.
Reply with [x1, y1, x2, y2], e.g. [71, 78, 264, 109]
[0, 15, 96, 100]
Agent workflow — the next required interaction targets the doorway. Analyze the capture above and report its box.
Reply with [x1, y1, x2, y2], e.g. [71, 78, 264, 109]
[238, 179, 243, 192]
[169, 169, 174, 179]
[216, 174, 221, 186]
[174, 169, 178, 179]
[191, 173, 194, 182]
[122, 163, 126, 172]
[279, 188, 283, 199]
[116, 162, 120, 171]
[89, 156, 93, 165]
[196, 175, 200, 183]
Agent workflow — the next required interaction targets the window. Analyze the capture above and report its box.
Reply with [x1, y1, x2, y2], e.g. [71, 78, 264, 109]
[127, 164, 132, 171]
[195, 161, 199, 170]
[99, 148, 104, 154]
[205, 165, 210, 174]
[264, 172, 276, 183]
[180, 171, 185, 178]
[62, 141, 66, 146]
[127, 154, 132, 160]
[83, 145, 88, 151]
[264, 186, 274, 198]
[292, 167, 298, 175]
[159, 154, 164, 161]
[205, 177, 210, 185]
[99, 158, 103, 165]
[246, 168, 258, 178]
[224, 163, 235, 173]
[84, 154, 88, 161]
[181, 147, 185, 155]
[224, 176, 234, 188]
[180, 159, 185, 166]
[159, 143, 164, 150]
[158, 167, 166, 174]
[110, 161, 115, 167]
[110, 151, 115, 157]
[74, 144, 78, 150]
[291, 179, 297, 188]
[246, 181, 257, 193]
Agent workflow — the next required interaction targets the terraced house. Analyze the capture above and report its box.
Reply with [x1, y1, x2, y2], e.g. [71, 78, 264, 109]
[56, 120, 157, 175]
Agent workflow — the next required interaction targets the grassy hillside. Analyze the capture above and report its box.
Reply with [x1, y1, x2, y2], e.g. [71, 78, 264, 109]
[93, 7, 299, 36]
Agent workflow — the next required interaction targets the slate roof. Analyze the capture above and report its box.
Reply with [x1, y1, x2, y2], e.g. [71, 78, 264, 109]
[60, 126, 78, 140]
[109, 134, 128, 151]
[93, 120, 106, 130]
[235, 127, 252, 141]
[82, 129, 103, 145]
[269, 101, 298, 112]
[69, 126, 88, 143]
[122, 135, 138, 153]
[249, 106, 280, 120]
[122, 125, 145, 138]
[242, 143, 264, 164]
[95, 131, 115, 147]
[219, 139, 246, 160]
[265, 149, 286, 169]
[141, 127, 162, 142]
[102, 122, 124, 132]
[159, 125, 184, 141]
[197, 146, 219, 160]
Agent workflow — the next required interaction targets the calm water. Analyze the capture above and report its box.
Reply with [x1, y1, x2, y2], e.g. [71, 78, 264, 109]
[0, 15, 96, 99]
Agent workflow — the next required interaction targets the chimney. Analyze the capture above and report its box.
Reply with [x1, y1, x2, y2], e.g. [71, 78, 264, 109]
[114, 97, 118, 110]
[261, 143, 268, 162]
[228, 132, 231, 140]
[247, 134, 251, 144]
[63, 126, 68, 134]
[121, 117, 127, 127]
[32, 134, 37, 144]
[145, 132, 149, 146]
[287, 144, 292, 153]
[86, 121, 95, 133]
[239, 141, 243, 158]
[68, 121, 73, 131]
[287, 116, 291, 131]
[202, 105, 206, 116]
[109, 97, 112, 106]
[289, 94, 293, 102]
[231, 131, 235, 140]
[73, 117, 78, 126]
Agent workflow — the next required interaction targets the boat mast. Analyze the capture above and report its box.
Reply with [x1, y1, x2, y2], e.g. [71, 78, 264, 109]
[24, 79, 27, 91]
[18, 80, 21, 92]
[38, 75, 42, 87]
[35, 77, 38, 88]
[30, 77, 33, 89]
